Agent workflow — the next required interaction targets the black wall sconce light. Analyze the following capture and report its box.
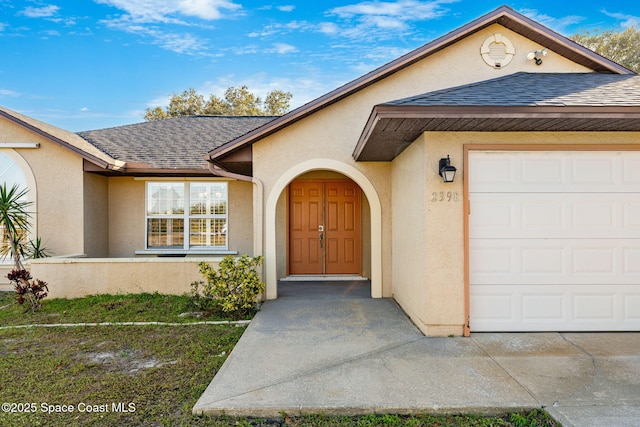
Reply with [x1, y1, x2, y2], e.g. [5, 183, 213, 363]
[439, 155, 457, 183]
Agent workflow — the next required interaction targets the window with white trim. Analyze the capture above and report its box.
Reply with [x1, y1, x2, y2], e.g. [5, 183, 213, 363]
[146, 182, 228, 250]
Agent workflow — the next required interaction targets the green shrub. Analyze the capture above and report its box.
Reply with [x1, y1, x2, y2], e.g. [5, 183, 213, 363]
[190, 255, 265, 319]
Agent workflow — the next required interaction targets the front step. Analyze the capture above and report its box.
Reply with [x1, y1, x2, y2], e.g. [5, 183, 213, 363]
[279, 275, 368, 282]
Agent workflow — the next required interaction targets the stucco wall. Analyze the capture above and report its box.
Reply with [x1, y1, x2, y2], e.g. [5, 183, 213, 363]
[391, 135, 428, 331]
[83, 173, 109, 257]
[107, 177, 254, 257]
[108, 177, 144, 257]
[30, 257, 222, 298]
[228, 180, 254, 256]
[0, 116, 86, 257]
[253, 23, 590, 301]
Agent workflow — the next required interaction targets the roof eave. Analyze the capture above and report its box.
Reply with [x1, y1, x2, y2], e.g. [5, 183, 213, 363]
[354, 105, 640, 161]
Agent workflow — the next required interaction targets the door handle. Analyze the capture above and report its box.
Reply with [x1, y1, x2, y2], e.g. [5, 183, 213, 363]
[319, 232, 324, 248]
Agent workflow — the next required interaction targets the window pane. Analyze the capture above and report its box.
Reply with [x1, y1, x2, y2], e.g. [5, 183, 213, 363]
[189, 218, 227, 247]
[210, 183, 227, 215]
[147, 218, 184, 247]
[189, 182, 227, 215]
[189, 183, 208, 215]
[147, 183, 184, 215]
[0, 153, 28, 194]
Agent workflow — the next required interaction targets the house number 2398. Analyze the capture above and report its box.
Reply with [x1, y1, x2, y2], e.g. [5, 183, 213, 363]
[431, 191, 459, 203]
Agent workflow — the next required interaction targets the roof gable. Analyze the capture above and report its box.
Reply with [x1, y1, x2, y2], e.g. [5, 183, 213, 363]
[207, 5, 633, 165]
[0, 106, 118, 169]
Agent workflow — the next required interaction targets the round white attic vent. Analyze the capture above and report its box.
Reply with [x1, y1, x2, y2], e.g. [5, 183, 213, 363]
[481, 33, 515, 68]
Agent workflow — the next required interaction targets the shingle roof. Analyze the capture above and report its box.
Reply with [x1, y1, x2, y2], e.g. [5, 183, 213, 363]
[384, 73, 640, 107]
[354, 73, 640, 161]
[78, 115, 277, 170]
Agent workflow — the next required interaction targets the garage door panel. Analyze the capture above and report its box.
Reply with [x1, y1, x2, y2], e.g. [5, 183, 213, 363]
[573, 294, 615, 321]
[469, 151, 640, 332]
[625, 296, 640, 320]
[623, 157, 640, 183]
[624, 248, 640, 273]
[470, 151, 640, 193]
[471, 239, 640, 285]
[471, 284, 640, 331]
[470, 194, 640, 238]
[571, 157, 616, 185]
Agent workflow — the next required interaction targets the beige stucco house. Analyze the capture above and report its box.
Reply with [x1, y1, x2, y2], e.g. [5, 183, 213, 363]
[1, 6, 639, 336]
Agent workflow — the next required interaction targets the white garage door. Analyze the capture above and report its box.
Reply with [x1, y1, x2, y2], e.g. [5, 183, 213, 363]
[469, 151, 640, 332]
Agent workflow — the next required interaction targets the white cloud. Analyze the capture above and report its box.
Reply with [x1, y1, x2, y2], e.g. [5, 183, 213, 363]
[247, 20, 315, 38]
[318, 22, 339, 35]
[157, 32, 207, 54]
[248, 0, 458, 42]
[95, 0, 241, 23]
[329, 0, 455, 21]
[278, 5, 295, 12]
[179, 0, 240, 20]
[272, 43, 297, 54]
[98, 14, 211, 55]
[96, 0, 242, 55]
[18, 4, 76, 27]
[325, 0, 458, 40]
[0, 89, 20, 97]
[602, 10, 640, 28]
[520, 9, 585, 33]
[21, 5, 60, 18]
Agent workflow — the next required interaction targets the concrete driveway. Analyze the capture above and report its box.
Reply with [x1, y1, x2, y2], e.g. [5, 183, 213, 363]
[193, 281, 640, 427]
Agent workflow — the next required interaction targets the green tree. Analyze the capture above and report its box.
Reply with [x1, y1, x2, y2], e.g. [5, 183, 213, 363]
[144, 86, 292, 121]
[264, 89, 294, 115]
[571, 26, 640, 72]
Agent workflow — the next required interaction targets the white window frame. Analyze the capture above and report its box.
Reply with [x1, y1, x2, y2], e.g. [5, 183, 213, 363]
[145, 181, 229, 251]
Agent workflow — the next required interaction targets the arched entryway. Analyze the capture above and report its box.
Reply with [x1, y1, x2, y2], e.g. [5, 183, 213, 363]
[265, 159, 382, 299]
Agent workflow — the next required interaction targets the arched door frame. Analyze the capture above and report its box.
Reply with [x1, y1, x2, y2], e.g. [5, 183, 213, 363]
[265, 159, 382, 299]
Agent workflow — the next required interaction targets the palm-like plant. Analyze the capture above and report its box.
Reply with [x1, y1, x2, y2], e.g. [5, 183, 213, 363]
[0, 183, 32, 270]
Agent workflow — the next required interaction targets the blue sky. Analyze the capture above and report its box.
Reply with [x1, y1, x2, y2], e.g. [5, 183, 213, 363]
[1, 0, 638, 131]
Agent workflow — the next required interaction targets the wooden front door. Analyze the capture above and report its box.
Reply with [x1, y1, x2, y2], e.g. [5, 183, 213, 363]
[289, 180, 362, 275]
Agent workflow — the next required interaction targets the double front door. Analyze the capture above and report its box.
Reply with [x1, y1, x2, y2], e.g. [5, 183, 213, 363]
[289, 180, 362, 275]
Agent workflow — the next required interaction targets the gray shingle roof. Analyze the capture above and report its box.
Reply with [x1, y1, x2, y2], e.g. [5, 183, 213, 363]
[384, 73, 640, 107]
[78, 115, 277, 170]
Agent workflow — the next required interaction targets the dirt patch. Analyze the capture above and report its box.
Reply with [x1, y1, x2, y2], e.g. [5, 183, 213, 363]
[80, 349, 177, 375]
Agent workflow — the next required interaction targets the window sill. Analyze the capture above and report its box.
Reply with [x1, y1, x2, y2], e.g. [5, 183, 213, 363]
[135, 250, 238, 257]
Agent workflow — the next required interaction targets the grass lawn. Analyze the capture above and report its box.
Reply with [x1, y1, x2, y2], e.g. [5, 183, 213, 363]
[0, 292, 559, 426]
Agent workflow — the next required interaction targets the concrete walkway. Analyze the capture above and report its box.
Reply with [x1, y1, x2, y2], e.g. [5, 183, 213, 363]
[193, 281, 640, 427]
